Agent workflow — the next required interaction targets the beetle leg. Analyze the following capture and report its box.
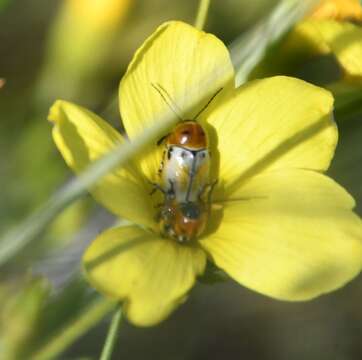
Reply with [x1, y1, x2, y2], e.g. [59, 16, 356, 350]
[198, 179, 218, 204]
[207, 179, 218, 205]
[149, 181, 166, 196]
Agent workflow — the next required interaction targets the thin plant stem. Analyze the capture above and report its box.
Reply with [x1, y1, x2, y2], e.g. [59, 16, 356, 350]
[32, 298, 116, 360]
[194, 0, 211, 30]
[100, 305, 123, 360]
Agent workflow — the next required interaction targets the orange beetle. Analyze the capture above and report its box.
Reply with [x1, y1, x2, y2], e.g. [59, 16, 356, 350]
[158, 125, 211, 203]
[157, 180, 217, 243]
[151, 83, 221, 243]
[151, 83, 221, 203]
[159, 199, 208, 243]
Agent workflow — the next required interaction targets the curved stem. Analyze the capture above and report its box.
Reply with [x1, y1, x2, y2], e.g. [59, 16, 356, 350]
[100, 305, 123, 360]
[194, 0, 211, 30]
[33, 298, 116, 360]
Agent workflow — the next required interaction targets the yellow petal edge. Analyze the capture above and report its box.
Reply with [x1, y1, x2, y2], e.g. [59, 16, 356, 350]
[202, 169, 362, 301]
[48, 100, 155, 228]
[83, 225, 206, 326]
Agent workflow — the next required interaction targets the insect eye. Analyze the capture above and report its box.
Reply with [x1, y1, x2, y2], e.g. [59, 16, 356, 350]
[181, 130, 190, 136]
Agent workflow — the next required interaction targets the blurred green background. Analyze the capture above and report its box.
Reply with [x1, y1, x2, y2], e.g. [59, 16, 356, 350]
[1, 0, 362, 359]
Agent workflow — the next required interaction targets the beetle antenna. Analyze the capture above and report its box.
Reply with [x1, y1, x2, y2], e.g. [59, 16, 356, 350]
[156, 134, 168, 146]
[193, 87, 223, 121]
[151, 83, 184, 122]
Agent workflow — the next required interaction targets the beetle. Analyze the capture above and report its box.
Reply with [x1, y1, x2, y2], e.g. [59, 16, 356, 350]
[156, 178, 217, 244]
[151, 83, 221, 203]
[158, 198, 208, 243]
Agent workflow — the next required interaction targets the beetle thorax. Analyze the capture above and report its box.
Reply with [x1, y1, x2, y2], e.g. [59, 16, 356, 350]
[166, 121, 207, 150]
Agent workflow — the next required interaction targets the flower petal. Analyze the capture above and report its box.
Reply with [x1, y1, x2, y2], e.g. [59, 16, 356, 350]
[310, 20, 362, 78]
[201, 169, 362, 301]
[199, 76, 336, 198]
[49, 100, 155, 228]
[119, 20, 234, 180]
[252, 20, 362, 79]
[83, 225, 206, 326]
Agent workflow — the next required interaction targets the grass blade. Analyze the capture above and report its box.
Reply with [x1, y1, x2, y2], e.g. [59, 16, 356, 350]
[230, 0, 319, 86]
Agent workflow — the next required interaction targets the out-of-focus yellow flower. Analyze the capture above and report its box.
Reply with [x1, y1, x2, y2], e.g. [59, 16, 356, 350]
[49, 21, 362, 327]
[309, 0, 362, 21]
[69, 0, 132, 29]
[38, 0, 132, 102]
[251, 0, 362, 80]
[1, 279, 50, 359]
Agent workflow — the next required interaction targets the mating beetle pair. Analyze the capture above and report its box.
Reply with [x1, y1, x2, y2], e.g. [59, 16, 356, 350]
[151, 83, 220, 243]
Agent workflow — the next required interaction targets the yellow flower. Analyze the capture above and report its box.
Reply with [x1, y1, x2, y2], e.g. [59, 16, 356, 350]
[48, 21, 362, 326]
[251, 0, 362, 80]
[38, 0, 132, 101]
[308, 0, 362, 21]
[69, 0, 132, 29]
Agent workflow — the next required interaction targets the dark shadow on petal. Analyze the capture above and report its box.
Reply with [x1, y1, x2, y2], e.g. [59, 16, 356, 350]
[84, 233, 148, 271]
[202, 203, 224, 238]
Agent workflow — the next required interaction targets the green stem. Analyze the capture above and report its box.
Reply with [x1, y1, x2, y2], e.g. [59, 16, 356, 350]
[100, 306, 123, 360]
[194, 0, 211, 30]
[32, 298, 116, 360]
